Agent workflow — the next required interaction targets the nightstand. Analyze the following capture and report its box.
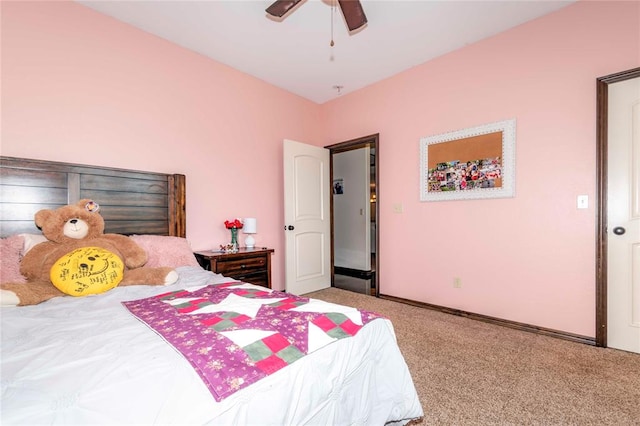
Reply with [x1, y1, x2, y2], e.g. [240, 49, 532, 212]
[194, 248, 274, 289]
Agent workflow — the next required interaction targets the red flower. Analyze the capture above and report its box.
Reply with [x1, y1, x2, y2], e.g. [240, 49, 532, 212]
[224, 219, 243, 229]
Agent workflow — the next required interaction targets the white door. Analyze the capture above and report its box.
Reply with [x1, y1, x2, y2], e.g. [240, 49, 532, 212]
[283, 139, 331, 295]
[607, 76, 640, 353]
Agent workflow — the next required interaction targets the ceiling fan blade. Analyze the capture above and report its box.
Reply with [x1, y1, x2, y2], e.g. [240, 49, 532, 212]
[337, 0, 367, 32]
[265, 0, 303, 18]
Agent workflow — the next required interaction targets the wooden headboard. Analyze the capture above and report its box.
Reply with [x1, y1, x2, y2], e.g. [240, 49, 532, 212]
[0, 157, 186, 238]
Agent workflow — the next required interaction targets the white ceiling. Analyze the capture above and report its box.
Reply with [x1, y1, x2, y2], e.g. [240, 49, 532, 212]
[77, 0, 575, 104]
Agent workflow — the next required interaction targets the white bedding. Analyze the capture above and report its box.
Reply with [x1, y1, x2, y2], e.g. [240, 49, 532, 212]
[1, 266, 423, 425]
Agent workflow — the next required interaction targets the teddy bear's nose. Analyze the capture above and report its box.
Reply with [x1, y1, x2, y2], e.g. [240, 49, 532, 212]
[70, 219, 78, 224]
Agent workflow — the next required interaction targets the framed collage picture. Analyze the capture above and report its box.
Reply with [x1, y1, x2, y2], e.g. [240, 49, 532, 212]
[420, 119, 516, 202]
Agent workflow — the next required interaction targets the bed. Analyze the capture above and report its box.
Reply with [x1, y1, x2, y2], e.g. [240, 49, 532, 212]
[0, 156, 423, 425]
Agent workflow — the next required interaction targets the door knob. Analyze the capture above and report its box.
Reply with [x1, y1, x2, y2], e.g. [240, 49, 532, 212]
[287, 225, 295, 231]
[612, 226, 626, 235]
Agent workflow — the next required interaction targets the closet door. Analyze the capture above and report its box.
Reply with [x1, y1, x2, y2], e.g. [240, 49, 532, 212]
[606, 75, 640, 354]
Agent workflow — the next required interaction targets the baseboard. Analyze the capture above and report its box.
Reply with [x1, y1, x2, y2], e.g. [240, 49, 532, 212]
[379, 294, 596, 346]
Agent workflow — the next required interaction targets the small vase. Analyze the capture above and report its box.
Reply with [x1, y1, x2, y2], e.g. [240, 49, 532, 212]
[230, 227, 239, 251]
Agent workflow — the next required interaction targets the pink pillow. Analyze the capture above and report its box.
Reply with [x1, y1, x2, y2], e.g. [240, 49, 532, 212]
[129, 235, 199, 268]
[20, 233, 48, 255]
[1, 235, 27, 283]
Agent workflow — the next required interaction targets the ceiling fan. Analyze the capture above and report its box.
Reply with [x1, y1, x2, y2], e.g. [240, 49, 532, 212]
[266, 0, 368, 32]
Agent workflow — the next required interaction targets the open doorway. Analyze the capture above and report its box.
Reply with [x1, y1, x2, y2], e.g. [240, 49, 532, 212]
[326, 134, 379, 296]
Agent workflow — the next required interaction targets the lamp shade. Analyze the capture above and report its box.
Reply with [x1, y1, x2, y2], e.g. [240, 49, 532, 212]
[243, 218, 257, 234]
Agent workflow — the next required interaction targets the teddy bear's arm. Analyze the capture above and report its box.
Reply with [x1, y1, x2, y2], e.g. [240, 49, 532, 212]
[102, 234, 148, 268]
[19, 242, 57, 279]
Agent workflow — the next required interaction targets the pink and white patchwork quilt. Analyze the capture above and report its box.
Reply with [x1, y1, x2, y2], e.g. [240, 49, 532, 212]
[123, 282, 382, 401]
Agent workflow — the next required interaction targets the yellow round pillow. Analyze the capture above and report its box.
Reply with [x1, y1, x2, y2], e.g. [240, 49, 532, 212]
[50, 247, 124, 296]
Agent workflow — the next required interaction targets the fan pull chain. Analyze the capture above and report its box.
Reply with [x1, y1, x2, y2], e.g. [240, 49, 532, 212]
[330, 0, 335, 47]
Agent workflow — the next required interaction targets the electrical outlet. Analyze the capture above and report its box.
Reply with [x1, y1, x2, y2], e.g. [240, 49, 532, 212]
[393, 203, 403, 213]
[453, 277, 462, 288]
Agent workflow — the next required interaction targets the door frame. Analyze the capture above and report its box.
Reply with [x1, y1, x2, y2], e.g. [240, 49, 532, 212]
[326, 134, 380, 296]
[595, 67, 640, 347]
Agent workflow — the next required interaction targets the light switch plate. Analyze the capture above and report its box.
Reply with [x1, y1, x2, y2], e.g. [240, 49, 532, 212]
[577, 195, 588, 209]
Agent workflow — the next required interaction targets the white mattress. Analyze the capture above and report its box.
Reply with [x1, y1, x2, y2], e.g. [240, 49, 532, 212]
[1, 267, 423, 425]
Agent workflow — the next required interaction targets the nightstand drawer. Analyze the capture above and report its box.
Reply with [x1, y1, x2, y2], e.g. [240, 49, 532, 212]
[231, 271, 268, 287]
[194, 248, 274, 289]
[216, 257, 267, 275]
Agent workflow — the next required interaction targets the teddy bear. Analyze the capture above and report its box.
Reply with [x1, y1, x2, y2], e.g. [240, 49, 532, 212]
[0, 199, 178, 307]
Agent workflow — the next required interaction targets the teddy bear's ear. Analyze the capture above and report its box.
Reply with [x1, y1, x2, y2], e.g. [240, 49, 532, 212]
[34, 210, 53, 229]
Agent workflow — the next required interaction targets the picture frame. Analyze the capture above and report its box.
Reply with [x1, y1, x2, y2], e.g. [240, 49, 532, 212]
[420, 119, 516, 202]
[333, 178, 344, 195]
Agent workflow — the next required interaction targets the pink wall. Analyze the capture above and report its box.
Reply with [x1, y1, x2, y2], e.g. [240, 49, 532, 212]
[2, 1, 638, 337]
[321, 0, 639, 337]
[0, 1, 326, 291]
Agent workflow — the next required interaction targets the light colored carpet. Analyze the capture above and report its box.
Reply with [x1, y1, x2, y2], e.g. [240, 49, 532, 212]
[307, 287, 640, 426]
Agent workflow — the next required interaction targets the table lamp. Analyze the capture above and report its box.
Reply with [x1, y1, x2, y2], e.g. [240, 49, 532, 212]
[243, 218, 257, 248]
